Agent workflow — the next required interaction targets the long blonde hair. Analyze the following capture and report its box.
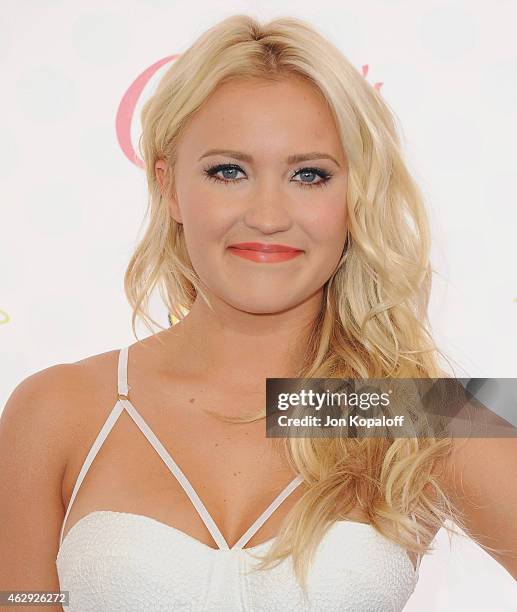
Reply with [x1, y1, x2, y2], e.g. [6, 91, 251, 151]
[126, 14, 470, 591]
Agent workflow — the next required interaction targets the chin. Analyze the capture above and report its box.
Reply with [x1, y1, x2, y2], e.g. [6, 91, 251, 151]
[226, 295, 301, 315]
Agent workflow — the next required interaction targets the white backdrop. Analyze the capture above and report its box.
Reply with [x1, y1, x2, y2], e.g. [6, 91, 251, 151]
[1, 0, 516, 609]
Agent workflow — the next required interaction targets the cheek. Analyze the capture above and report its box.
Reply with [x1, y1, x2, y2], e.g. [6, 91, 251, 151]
[179, 184, 230, 238]
[304, 195, 348, 249]
[178, 187, 235, 273]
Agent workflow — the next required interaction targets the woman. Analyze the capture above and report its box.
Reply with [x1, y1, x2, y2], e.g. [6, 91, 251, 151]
[1, 13, 515, 611]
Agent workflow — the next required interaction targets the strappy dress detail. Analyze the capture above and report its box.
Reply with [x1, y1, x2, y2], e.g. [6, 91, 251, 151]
[59, 345, 304, 550]
[56, 345, 422, 611]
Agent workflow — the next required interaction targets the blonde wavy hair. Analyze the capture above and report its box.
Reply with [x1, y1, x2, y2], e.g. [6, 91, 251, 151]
[125, 13, 471, 593]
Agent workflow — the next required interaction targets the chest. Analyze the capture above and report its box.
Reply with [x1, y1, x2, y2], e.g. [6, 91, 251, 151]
[61, 379, 306, 550]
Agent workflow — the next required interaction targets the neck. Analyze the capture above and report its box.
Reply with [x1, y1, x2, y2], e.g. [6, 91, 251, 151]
[164, 289, 323, 385]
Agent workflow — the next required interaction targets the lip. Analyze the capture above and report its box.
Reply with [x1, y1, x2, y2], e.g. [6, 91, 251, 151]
[228, 247, 303, 263]
[228, 242, 303, 253]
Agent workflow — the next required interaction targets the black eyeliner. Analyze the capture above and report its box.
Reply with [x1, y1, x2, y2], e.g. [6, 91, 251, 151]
[202, 162, 333, 188]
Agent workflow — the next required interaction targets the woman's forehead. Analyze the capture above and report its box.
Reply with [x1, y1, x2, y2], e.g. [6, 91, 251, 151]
[176, 76, 343, 161]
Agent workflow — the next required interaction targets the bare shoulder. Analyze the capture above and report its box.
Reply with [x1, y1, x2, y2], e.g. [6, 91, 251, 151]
[1, 348, 121, 459]
[0, 360, 86, 467]
[437, 436, 517, 579]
[0, 348, 119, 591]
[438, 436, 517, 499]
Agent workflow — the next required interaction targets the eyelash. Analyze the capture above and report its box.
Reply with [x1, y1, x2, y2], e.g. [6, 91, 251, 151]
[203, 163, 333, 189]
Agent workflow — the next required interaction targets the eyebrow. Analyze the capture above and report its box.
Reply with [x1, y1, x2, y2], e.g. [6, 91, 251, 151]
[198, 148, 342, 168]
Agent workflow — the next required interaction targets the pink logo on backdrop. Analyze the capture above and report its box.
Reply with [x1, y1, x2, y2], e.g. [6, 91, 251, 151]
[116, 59, 381, 170]
[362, 64, 383, 91]
[115, 54, 179, 169]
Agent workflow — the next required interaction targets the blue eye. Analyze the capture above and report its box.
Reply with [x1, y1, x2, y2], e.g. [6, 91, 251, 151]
[291, 167, 332, 188]
[204, 163, 246, 184]
[203, 163, 333, 188]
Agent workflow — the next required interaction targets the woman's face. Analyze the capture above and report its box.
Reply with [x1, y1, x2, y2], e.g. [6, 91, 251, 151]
[156, 76, 348, 315]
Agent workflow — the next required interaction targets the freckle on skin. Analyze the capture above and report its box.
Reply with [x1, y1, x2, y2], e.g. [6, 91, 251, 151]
[189, 398, 195, 403]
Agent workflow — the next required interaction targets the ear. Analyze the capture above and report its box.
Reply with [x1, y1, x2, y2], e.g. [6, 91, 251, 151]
[155, 159, 182, 224]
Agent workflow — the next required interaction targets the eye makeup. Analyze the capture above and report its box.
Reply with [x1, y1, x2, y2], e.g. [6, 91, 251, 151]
[202, 163, 333, 189]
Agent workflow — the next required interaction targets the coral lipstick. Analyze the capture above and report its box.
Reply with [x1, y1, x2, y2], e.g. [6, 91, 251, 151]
[227, 242, 304, 263]
[229, 248, 303, 263]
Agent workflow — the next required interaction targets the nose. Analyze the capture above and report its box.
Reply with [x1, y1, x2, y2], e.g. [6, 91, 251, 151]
[242, 179, 293, 235]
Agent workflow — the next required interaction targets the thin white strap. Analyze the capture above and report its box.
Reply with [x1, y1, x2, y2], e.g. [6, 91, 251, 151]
[59, 401, 124, 546]
[118, 346, 130, 396]
[66, 346, 303, 552]
[233, 473, 304, 549]
[117, 345, 229, 549]
[119, 397, 231, 550]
